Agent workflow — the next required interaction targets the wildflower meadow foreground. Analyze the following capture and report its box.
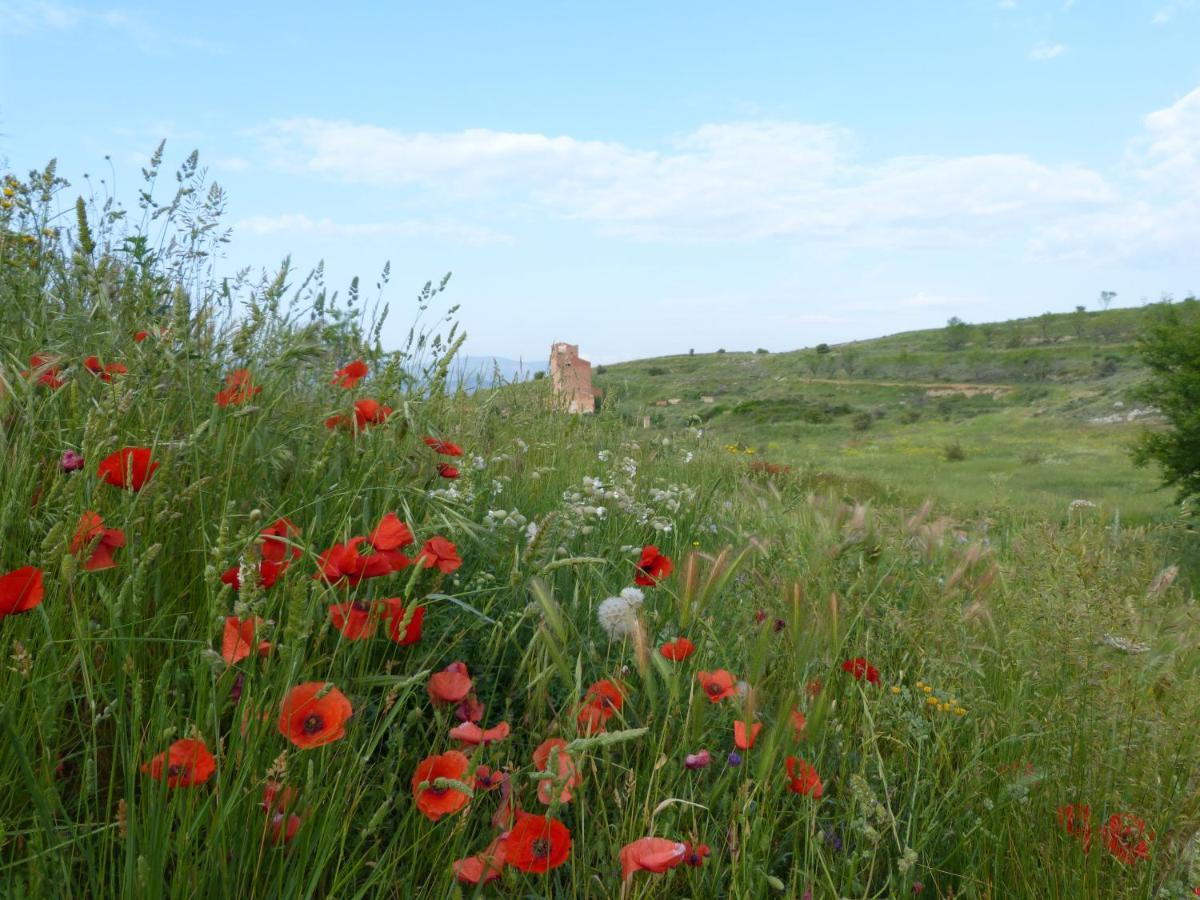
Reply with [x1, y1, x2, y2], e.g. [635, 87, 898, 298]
[2, 161, 1199, 899]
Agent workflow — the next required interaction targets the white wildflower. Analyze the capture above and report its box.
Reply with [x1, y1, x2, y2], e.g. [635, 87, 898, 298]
[619, 587, 644, 606]
[597, 589, 644, 641]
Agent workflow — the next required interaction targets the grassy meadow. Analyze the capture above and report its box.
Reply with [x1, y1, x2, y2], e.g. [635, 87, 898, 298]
[2, 159, 1199, 899]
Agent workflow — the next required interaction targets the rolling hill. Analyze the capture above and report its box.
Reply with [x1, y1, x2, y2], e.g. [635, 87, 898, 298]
[591, 302, 1198, 522]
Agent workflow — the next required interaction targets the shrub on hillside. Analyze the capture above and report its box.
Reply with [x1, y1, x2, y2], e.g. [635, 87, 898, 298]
[1133, 297, 1200, 504]
[943, 441, 967, 462]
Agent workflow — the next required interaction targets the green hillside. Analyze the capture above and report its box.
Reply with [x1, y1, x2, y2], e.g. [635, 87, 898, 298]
[595, 304, 1198, 523]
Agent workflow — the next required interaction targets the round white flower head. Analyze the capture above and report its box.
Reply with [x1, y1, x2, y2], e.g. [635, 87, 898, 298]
[619, 586, 645, 606]
[597, 589, 644, 641]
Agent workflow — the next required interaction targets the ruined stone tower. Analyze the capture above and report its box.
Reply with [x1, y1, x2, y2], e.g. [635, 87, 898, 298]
[548, 342, 597, 413]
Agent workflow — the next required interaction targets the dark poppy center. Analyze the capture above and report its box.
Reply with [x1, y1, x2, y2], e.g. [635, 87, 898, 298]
[531, 838, 551, 859]
[351, 601, 370, 612]
[167, 763, 187, 776]
[706, 683, 721, 696]
[302, 714, 325, 734]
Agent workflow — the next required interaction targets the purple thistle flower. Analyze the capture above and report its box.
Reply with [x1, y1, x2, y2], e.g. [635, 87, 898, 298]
[685, 749, 712, 770]
[61, 449, 85, 472]
[727, 751, 742, 766]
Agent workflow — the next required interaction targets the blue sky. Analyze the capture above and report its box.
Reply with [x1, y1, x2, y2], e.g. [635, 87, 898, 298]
[2, 1, 1198, 363]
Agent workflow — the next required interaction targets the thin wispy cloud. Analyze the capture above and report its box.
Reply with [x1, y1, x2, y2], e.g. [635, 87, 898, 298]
[1151, 0, 1196, 24]
[1028, 43, 1067, 60]
[254, 118, 1114, 248]
[0, 2, 220, 53]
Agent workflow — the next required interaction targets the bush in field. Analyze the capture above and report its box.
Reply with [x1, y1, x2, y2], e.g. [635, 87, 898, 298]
[1134, 297, 1200, 505]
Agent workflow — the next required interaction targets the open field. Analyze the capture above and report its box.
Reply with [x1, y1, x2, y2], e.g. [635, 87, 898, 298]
[593, 307, 1191, 526]
[2, 164, 1199, 898]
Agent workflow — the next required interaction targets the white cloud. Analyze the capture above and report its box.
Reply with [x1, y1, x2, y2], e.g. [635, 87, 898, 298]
[1152, 0, 1196, 24]
[1028, 43, 1067, 60]
[255, 118, 1114, 248]
[233, 213, 510, 245]
[1135, 86, 1200, 191]
[0, 2, 218, 52]
[1031, 88, 1200, 263]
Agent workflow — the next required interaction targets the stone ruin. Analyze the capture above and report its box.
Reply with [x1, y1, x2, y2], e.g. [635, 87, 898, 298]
[549, 342, 597, 413]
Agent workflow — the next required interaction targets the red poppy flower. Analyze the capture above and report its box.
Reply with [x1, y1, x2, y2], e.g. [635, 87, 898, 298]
[142, 738, 216, 788]
[259, 517, 301, 564]
[436, 463, 460, 479]
[785, 756, 823, 797]
[1057, 803, 1093, 852]
[697, 669, 738, 703]
[84, 356, 127, 382]
[71, 510, 125, 571]
[369, 513, 414, 552]
[456, 693, 484, 724]
[577, 679, 623, 734]
[684, 843, 710, 867]
[806, 679, 823, 697]
[0, 566, 45, 621]
[620, 837, 687, 880]
[380, 599, 425, 645]
[278, 682, 353, 749]
[412, 750, 472, 821]
[660, 637, 695, 662]
[134, 330, 150, 343]
[97, 447, 158, 491]
[331, 359, 368, 389]
[315, 536, 407, 586]
[428, 662, 472, 704]
[328, 601, 374, 640]
[733, 720, 762, 750]
[22, 353, 65, 389]
[215, 368, 262, 407]
[506, 813, 571, 873]
[423, 435, 464, 456]
[791, 710, 807, 740]
[269, 811, 301, 845]
[221, 557, 288, 592]
[473, 765, 504, 791]
[221, 616, 271, 664]
[454, 837, 507, 884]
[1101, 813, 1153, 865]
[325, 398, 392, 431]
[450, 721, 511, 747]
[262, 780, 297, 815]
[533, 738, 581, 805]
[417, 536, 462, 574]
[262, 781, 301, 845]
[635, 545, 673, 586]
[842, 657, 881, 685]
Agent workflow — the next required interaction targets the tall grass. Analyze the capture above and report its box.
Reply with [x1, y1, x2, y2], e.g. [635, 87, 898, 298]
[1, 156, 1199, 898]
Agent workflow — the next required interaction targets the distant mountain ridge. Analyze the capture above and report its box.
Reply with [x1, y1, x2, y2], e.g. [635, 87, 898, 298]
[449, 355, 547, 391]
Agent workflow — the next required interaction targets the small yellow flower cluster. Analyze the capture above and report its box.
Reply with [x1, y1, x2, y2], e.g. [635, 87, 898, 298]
[1, 176, 19, 210]
[914, 680, 967, 717]
[724, 443, 756, 455]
